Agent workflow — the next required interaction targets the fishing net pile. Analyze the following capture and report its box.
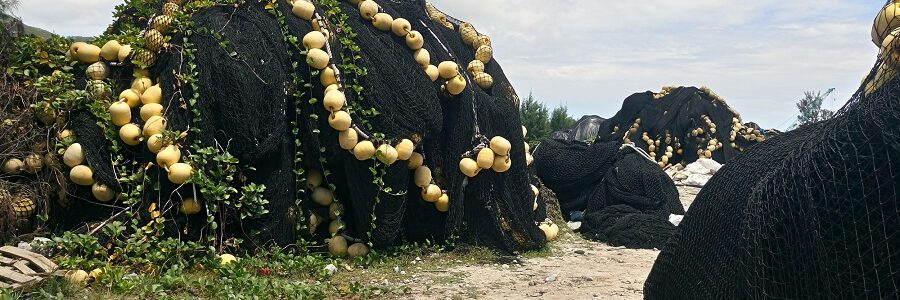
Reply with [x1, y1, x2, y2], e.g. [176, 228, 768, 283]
[14, 0, 549, 254]
[533, 85, 763, 248]
[644, 2, 900, 298]
[0, 26, 69, 241]
[598, 86, 766, 168]
[534, 136, 684, 249]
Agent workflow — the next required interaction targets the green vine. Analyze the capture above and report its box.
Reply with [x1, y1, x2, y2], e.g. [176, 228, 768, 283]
[265, 0, 312, 242]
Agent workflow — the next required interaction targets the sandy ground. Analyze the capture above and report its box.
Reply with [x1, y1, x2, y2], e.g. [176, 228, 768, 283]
[402, 186, 702, 300]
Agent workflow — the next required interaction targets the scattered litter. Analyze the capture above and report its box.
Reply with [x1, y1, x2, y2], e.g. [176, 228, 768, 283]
[16, 242, 32, 252]
[324, 264, 337, 275]
[567, 221, 582, 230]
[669, 158, 723, 187]
[393, 266, 401, 273]
[669, 214, 684, 226]
[544, 273, 559, 283]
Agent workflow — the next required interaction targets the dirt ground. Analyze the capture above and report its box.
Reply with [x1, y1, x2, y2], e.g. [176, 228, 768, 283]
[398, 186, 703, 300]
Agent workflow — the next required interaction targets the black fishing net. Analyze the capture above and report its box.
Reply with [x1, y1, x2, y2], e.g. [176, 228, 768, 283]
[533, 138, 619, 217]
[61, 0, 545, 253]
[644, 13, 900, 299]
[534, 138, 682, 248]
[579, 146, 683, 249]
[594, 86, 764, 168]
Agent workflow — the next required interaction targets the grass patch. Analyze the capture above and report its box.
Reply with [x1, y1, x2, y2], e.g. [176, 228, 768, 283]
[7, 242, 519, 299]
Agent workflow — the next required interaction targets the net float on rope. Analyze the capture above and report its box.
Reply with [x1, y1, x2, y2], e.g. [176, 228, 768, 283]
[140, 103, 164, 121]
[414, 165, 432, 187]
[156, 145, 181, 168]
[339, 129, 358, 150]
[100, 40, 122, 61]
[323, 90, 345, 112]
[63, 143, 84, 167]
[119, 123, 142, 146]
[167, 162, 193, 184]
[147, 134, 164, 153]
[180, 197, 201, 215]
[92, 183, 115, 202]
[422, 184, 442, 202]
[476, 148, 494, 169]
[348, 243, 369, 257]
[328, 111, 352, 131]
[292, 0, 315, 21]
[435, 193, 450, 212]
[70, 165, 95, 186]
[445, 75, 466, 95]
[306, 48, 330, 70]
[143, 116, 167, 138]
[376, 144, 399, 165]
[395, 139, 414, 161]
[353, 140, 376, 160]
[405, 30, 424, 50]
[312, 187, 334, 206]
[372, 13, 393, 31]
[408, 152, 425, 170]
[109, 101, 131, 126]
[329, 236, 348, 257]
[490, 136, 512, 156]
[459, 157, 479, 177]
[391, 18, 412, 36]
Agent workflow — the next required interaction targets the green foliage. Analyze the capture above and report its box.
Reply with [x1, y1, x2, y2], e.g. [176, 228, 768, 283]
[549, 105, 576, 133]
[4, 35, 74, 79]
[519, 92, 550, 143]
[794, 88, 835, 128]
[0, 0, 20, 14]
[519, 92, 577, 144]
[21, 247, 410, 299]
[190, 146, 270, 220]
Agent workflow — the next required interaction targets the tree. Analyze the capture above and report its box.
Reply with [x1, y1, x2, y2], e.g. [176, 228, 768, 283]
[519, 92, 549, 143]
[549, 105, 576, 133]
[795, 88, 835, 128]
[0, 0, 19, 14]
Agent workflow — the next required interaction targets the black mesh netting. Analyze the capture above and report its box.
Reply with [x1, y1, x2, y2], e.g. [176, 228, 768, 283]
[644, 33, 900, 300]
[60, 0, 545, 253]
[532, 85, 765, 248]
[534, 138, 683, 249]
[594, 86, 764, 167]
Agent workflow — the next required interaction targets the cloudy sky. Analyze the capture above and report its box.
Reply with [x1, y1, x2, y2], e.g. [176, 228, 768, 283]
[13, 0, 884, 129]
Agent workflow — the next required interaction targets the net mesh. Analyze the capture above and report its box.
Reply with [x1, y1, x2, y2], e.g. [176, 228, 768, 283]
[61, 0, 545, 253]
[534, 139, 683, 249]
[645, 3, 900, 297]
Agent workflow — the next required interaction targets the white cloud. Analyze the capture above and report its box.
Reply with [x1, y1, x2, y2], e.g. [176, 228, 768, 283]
[13, 0, 118, 36]
[432, 0, 881, 129]
[12, 0, 886, 128]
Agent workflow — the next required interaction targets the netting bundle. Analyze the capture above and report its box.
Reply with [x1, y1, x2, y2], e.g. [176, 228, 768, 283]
[534, 137, 683, 249]
[0, 28, 66, 241]
[596, 86, 765, 169]
[645, 2, 900, 298]
[50, 0, 546, 254]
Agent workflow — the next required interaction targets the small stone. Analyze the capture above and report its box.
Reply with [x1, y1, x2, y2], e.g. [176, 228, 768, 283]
[574, 250, 586, 255]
